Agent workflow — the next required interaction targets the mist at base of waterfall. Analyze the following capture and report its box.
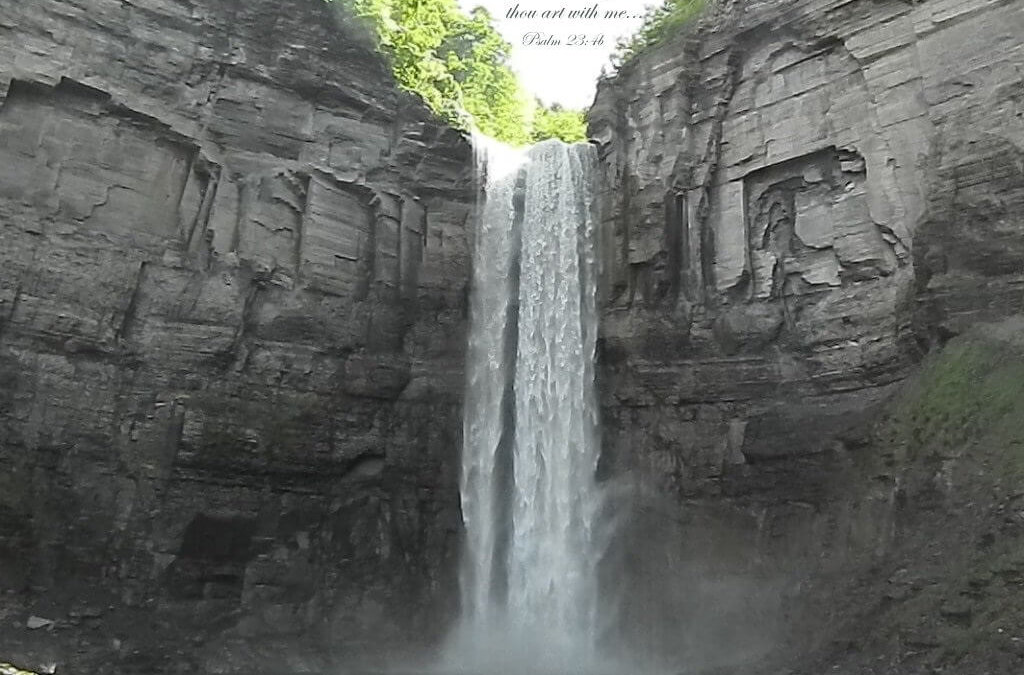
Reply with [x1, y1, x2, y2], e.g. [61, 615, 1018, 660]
[425, 135, 669, 675]
[435, 620, 640, 675]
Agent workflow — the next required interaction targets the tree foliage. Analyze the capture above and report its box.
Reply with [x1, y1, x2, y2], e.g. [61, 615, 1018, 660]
[328, 0, 584, 146]
[613, 0, 707, 67]
[441, 7, 531, 144]
[530, 104, 587, 144]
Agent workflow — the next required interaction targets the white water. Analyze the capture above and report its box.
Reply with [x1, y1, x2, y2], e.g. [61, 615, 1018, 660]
[448, 136, 604, 673]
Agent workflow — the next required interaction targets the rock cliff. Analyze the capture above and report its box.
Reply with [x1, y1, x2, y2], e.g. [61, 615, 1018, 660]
[590, 0, 1024, 671]
[2, 0, 1023, 672]
[0, 0, 473, 671]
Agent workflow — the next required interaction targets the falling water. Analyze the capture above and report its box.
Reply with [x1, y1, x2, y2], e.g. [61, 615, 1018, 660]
[448, 135, 603, 673]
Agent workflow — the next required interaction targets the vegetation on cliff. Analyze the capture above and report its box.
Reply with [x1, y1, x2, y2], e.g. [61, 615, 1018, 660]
[327, 0, 587, 145]
[530, 104, 587, 144]
[883, 326, 1024, 477]
[326, 0, 713, 140]
[613, 0, 707, 66]
[835, 322, 1024, 673]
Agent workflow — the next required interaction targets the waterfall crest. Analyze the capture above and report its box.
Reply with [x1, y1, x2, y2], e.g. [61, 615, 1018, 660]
[448, 135, 603, 673]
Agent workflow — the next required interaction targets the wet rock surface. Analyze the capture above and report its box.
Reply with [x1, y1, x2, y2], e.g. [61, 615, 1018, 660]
[794, 319, 1024, 675]
[1, 0, 1023, 672]
[0, 0, 472, 671]
[590, 0, 1024, 671]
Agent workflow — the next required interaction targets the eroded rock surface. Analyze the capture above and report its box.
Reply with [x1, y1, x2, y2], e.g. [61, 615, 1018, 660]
[0, 0, 472, 671]
[590, 0, 1024, 671]
[2, 0, 1023, 672]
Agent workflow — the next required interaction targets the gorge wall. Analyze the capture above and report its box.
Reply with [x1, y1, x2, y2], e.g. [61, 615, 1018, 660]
[589, 0, 1024, 671]
[0, 0, 473, 671]
[2, 0, 1023, 673]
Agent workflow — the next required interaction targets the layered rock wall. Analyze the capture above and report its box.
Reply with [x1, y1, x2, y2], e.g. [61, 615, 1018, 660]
[0, 0, 472, 669]
[592, 0, 1024, 479]
[590, 0, 1024, 669]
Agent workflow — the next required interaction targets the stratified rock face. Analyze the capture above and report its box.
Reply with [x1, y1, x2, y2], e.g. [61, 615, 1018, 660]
[592, 0, 1024, 472]
[0, 0, 472, 669]
[590, 0, 1023, 670]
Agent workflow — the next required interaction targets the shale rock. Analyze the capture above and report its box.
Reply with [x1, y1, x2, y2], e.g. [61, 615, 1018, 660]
[0, 0, 472, 670]
[591, 0, 1024, 671]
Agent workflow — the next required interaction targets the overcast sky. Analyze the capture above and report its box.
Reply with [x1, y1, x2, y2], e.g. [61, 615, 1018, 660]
[457, 0, 649, 109]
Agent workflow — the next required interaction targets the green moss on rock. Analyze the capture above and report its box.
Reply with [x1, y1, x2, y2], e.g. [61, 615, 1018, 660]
[884, 328, 1024, 483]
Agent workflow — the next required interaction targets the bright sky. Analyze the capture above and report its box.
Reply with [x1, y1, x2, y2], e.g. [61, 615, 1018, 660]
[457, 0, 650, 109]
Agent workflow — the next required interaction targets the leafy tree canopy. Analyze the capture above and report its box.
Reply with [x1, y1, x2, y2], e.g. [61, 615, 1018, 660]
[530, 103, 588, 144]
[327, 0, 587, 146]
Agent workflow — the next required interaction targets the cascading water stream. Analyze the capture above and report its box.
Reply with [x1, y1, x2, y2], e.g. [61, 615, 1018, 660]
[447, 135, 604, 673]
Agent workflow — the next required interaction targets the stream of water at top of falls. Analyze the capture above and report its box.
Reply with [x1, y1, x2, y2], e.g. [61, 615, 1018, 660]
[447, 135, 605, 674]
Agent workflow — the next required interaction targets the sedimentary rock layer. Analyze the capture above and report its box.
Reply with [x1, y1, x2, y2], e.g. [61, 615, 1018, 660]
[592, 0, 1023, 475]
[590, 0, 1024, 669]
[0, 0, 472, 669]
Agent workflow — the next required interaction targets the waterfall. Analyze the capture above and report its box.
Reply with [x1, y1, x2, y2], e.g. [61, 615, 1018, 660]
[449, 135, 603, 673]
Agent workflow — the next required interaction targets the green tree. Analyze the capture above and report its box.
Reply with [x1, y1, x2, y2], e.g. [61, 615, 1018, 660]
[348, 0, 462, 116]
[327, 0, 589, 145]
[613, 0, 707, 67]
[440, 7, 532, 145]
[530, 104, 587, 144]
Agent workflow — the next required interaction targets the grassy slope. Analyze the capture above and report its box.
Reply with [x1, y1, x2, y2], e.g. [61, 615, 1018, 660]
[801, 319, 1024, 674]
